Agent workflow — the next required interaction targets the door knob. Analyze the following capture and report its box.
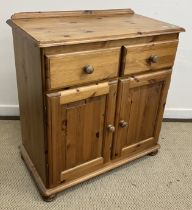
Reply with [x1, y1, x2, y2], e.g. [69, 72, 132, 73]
[83, 65, 94, 74]
[148, 55, 158, 64]
[119, 120, 128, 128]
[107, 124, 115, 132]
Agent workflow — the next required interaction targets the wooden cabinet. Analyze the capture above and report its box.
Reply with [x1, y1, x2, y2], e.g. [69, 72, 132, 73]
[7, 9, 184, 201]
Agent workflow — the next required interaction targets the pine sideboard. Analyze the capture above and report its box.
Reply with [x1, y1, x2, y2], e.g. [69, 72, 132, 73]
[7, 9, 184, 201]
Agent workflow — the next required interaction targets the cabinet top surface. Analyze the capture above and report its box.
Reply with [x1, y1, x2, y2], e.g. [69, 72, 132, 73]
[7, 9, 184, 47]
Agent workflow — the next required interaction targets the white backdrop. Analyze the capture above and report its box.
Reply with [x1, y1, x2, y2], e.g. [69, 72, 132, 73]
[0, 0, 191, 118]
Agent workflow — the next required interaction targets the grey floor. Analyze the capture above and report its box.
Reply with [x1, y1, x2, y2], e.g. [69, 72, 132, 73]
[0, 120, 192, 210]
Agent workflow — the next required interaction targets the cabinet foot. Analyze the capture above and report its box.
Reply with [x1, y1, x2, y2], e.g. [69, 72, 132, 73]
[42, 194, 57, 202]
[148, 150, 159, 156]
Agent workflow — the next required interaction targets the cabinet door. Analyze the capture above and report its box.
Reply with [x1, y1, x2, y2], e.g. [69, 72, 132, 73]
[112, 70, 171, 159]
[46, 81, 117, 186]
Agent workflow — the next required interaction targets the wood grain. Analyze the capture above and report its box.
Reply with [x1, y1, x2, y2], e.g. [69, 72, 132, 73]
[129, 69, 172, 88]
[58, 82, 109, 104]
[112, 69, 172, 159]
[154, 71, 172, 143]
[112, 77, 132, 158]
[10, 9, 134, 19]
[43, 34, 179, 55]
[46, 81, 116, 185]
[123, 40, 178, 75]
[121, 137, 155, 157]
[47, 95, 65, 187]
[7, 10, 184, 47]
[46, 48, 120, 90]
[61, 157, 104, 182]
[64, 96, 106, 170]
[12, 29, 47, 185]
[102, 80, 118, 162]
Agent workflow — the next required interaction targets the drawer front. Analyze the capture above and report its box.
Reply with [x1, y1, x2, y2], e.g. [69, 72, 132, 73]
[122, 40, 178, 75]
[46, 48, 120, 90]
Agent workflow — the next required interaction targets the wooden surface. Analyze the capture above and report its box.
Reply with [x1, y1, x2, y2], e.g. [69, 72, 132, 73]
[59, 82, 109, 104]
[123, 40, 178, 75]
[102, 80, 118, 163]
[43, 34, 179, 56]
[7, 9, 184, 47]
[113, 70, 172, 158]
[46, 48, 120, 90]
[10, 9, 134, 19]
[47, 94, 62, 187]
[12, 29, 47, 184]
[46, 81, 117, 186]
[63, 96, 106, 171]
[61, 157, 104, 182]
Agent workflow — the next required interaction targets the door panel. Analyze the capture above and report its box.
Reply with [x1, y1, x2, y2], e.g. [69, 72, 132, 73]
[126, 82, 163, 146]
[65, 96, 105, 170]
[47, 81, 117, 186]
[112, 70, 171, 159]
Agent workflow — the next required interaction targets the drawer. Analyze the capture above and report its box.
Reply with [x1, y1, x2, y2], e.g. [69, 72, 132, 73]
[122, 40, 178, 75]
[45, 48, 120, 90]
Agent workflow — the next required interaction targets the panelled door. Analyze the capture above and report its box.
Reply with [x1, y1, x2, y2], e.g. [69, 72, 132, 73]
[112, 70, 171, 159]
[46, 81, 117, 187]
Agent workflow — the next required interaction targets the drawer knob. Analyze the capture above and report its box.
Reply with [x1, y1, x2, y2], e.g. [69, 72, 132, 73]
[83, 65, 94, 74]
[148, 55, 158, 64]
[119, 120, 128, 128]
[107, 124, 115, 133]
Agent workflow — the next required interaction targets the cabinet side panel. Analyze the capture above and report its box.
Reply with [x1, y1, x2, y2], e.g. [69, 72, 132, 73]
[12, 29, 46, 184]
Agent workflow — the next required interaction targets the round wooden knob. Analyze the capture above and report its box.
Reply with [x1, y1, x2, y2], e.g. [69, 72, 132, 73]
[119, 120, 128, 128]
[83, 65, 94, 74]
[148, 55, 158, 64]
[107, 125, 115, 133]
